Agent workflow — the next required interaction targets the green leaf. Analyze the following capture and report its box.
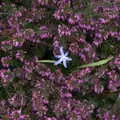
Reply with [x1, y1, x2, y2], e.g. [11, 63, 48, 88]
[77, 56, 114, 68]
[10, 59, 23, 68]
[112, 96, 120, 116]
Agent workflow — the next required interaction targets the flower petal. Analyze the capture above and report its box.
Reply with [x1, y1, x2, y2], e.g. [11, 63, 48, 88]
[55, 55, 61, 59]
[54, 58, 62, 65]
[66, 57, 72, 61]
[64, 52, 69, 56]
[60, 46, 64, 55]
[63, 60, 67, 68]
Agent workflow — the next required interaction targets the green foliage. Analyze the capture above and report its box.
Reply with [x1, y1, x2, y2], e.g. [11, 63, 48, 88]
[97, 38, 120, 58]
[0, 83, 8, 100]
[77, 56, 113, 68]
[3, 0, 32, 9]
[10, 59, 23, 68]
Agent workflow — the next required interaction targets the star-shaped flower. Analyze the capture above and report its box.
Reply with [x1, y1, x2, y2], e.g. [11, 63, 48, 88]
[54, 46, 72, 68]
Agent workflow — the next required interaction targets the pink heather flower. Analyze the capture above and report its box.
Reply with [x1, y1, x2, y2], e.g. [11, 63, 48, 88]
[47, 117, 57, 120]
[15, 51, 24, 62]
[58, 24, 71, 37]
[94, 80, 104, 94]
[0, 69, 14, 86]
[8, 109, 30, 120]
[99, 18, 107, 24]
[114, 54, 120, 69]
[39, 26, 50, 39]
[68, 18, 75, 24]
[1, 56, 12, 67]
[40, 33, 49, 39]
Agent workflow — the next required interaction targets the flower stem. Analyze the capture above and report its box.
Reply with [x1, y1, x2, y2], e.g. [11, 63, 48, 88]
[36, 60, 55, 63]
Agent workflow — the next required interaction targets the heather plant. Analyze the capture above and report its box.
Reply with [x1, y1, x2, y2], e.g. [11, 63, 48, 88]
[0, 0, 120, 120]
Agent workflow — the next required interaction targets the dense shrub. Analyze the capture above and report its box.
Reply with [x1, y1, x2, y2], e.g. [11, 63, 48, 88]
[0, 0, 120, 120]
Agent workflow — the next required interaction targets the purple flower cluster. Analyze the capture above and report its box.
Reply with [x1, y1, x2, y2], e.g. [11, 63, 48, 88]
[0, 0, 120, 119]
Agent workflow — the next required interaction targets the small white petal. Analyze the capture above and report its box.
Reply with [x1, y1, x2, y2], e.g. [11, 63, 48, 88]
[60, 47, 64, 55]
[66, 57, 72, 61]
[63, 60, 67, 68]
[54, 58, 62, 65]
[64, 52, 69, 56]
[55, 55, 61, 58]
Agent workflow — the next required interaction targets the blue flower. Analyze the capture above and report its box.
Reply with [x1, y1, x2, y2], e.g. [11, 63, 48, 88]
[54, 46, 72, 68]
